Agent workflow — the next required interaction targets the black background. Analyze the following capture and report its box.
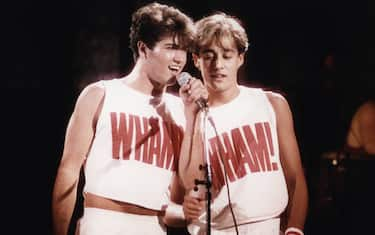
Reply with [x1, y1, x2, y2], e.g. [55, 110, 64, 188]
[3, 0, 374, 234]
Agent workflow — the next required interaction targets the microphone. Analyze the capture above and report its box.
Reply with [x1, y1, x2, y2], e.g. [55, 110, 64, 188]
[177, 72, 208, 111]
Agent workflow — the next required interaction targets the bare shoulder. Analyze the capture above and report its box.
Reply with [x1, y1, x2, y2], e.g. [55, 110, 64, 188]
[74, 81, 106, 114]
[358, 100, 375, 122]
[265, 91, 290, 111]
[78, 81, 105, 101]
[359, 101, 375, 114]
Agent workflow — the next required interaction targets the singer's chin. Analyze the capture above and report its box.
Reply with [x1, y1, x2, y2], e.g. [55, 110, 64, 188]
[166, 76, 177, 86]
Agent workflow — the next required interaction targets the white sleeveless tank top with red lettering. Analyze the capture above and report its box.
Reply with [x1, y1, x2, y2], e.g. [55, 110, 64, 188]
[83, 79, 185, 210]
[189, 86, 288, 232]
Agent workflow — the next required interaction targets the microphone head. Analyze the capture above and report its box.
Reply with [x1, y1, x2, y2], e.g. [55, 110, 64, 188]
[176, 72, 191, 87]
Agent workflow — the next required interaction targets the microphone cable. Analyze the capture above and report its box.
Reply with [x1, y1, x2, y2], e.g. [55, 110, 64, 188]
[207, 115, 239, 235]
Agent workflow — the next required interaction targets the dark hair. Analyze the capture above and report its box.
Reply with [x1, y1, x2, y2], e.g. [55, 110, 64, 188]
[129, 2, 195, 62]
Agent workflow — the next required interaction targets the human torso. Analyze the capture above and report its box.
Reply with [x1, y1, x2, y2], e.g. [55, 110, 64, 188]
[83, 79, 185, 210]
[190, 86, 288, 231]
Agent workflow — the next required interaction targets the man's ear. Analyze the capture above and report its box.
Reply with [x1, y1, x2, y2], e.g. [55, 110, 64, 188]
[238, 53, 244, 68]
[193, 53, 200, 70]
[137, 41, 148, 59]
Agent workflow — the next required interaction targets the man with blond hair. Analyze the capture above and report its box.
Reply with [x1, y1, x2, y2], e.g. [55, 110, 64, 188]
[179, 12, 308, 235]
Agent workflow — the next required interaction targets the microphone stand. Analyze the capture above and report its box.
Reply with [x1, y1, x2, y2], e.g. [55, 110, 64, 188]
[195, 107, 212, 235]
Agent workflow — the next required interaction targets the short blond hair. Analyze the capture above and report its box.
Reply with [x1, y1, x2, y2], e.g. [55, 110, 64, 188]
[194, 12, 249, 54]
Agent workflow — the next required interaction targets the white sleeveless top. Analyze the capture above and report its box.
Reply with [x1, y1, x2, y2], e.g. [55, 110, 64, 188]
[189, 86, 288, 233]
[83, 79, 185, 210]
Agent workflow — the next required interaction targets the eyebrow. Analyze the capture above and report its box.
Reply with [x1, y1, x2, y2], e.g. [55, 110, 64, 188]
[164, 42, 176, 46]
[222, 48, 236, 53]
[201, 48, 236, 54]
[201, 49, 214, 54]
[164, 42, 180, 48]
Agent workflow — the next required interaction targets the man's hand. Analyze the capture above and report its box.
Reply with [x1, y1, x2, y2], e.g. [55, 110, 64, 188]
[182, 192, 205, 222]
[179, 77, 208, 118]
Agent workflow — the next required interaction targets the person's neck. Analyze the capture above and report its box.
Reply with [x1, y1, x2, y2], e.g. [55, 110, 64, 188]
[208, 85, 240, 107]
[123, 63, 166, 98]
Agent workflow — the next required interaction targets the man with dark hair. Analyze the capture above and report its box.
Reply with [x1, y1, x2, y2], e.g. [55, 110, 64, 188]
[52, 2, 196, 234]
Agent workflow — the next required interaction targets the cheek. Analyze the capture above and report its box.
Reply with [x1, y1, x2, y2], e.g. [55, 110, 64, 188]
[182, 54, 187, 64]
[202, 61, 213, 70]
[157, 55, 172, 69]
[228, 61, 238, 71]
[201, 67, 210, 77]
[159, 53, 171, 62]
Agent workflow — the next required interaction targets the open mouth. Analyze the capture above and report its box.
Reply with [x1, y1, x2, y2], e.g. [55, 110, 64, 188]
[211, 74, 226, 79]
[168, 65, 180, 74]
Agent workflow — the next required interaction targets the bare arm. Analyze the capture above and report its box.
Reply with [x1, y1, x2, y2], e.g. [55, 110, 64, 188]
[358, 102, 375, 154]
[52, 83, 105, 235]
[267, 92, 308, 232]
[178, 78, 207, 192]
[162, 77, 208, 227]
[178, 111, 205, 190]
[177, 78, 208, 223]
[162, 174, 188, 227]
